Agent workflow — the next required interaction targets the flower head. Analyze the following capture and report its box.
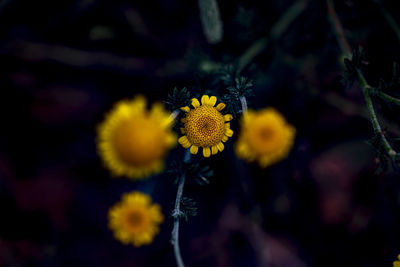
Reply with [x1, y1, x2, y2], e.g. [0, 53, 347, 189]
[108, 191, 164, 247]
[97, 95, 176, 179]
[178, 95, 233, 157]
[394, 254, 400, 267]
[235, 108, 295, 167]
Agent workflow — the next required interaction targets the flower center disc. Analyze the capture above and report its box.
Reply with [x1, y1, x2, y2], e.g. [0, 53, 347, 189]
[184, 105, 225, 147]
[124, 209, 148, 232]
[249, 123, 282, 153]
[113, 117, 165, 166]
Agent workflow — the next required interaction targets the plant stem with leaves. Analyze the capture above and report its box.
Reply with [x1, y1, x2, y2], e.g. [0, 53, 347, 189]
[326, 0, 398, 161]
[171, 151, 191, 267]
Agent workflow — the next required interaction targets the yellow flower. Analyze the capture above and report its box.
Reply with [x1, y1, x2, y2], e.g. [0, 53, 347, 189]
[108, 191, 164, 247]
[394, 254, 400, 267]
[235, 108, 295, 167]
[178, 95, 233, 157]
[97, 95, 176, 179]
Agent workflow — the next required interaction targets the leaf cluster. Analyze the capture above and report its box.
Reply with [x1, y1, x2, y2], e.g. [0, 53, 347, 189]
[341, 47, 365, 91]
[168, 161, 214, 186]
[213, 65, 254, 117]
[367, 132, 400, 173]
[164, 87, 191, 111]
[179, 197, 198, 221]
[370, 62, 400, 105]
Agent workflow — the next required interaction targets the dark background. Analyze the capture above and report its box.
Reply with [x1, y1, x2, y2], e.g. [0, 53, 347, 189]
[1, 0, 400, 266]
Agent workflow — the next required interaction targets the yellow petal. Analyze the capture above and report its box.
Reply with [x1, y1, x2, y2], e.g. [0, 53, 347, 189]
[190, 145, 199, 154]
[211, 145, 218, 155]
[225, 128, 233, 137]
[133, 95, 146, 111]
[222, 136, 228, 142]
[224, 114, 233, 121]
[178, 136, 191, 148]
[209, 96, 217, 106]
[180, 106, 190, 112]
[180, 128, 185, 134]
[203, 147, 211, 157]
[216, 103, 226, 111]
[217, 142, 224, 152]
[201, 95, 210, 105]
[182, 142, 191, 149]
[225, 123, 230, 129]
[151, 102, 163, 116]
[191, 98, 200, 108]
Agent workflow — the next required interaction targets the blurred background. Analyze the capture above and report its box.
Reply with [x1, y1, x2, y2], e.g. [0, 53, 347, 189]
[1, 0, 400, 266]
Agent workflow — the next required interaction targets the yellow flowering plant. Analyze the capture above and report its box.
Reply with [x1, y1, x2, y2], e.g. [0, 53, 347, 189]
[97, 95, 176, 179]
[108, 191, 164, 247]
[178, 95, 233, 157]
[235, 107, 296, 167]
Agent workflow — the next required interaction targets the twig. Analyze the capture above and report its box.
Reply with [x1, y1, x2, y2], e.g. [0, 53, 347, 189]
[236, 0, 309, 72]
[3, 40, 188, 77]
[326, 0, 351, 57]
[373, 90, 400, 106]
[198, 0, 223, 44]
[169, 110, 181, 123]
[239, 96, 248, 114]
[170, 151, 191, 267]
[326, 0, 398, 160]
[357, 70, 397, 158]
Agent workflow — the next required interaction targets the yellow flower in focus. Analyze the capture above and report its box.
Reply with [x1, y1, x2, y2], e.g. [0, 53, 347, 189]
[394, 254, 400, 267]
[108, 191, 164, 247]
[178, 95, 233, 157]
[235, 108, 295, 167]
[97, 95, 176, 179]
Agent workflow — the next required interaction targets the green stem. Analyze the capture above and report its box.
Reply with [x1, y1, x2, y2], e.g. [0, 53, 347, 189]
[327, 0, 397, 160]
[326, 0, 351, 57]
[373, 90, 400, 106]
[236, 0, 308, 72]
[357, 70, 397, 158]
[170, 151, 191, 267]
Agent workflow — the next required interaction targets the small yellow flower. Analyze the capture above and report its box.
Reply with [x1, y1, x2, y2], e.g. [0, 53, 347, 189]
[178, 95, 233, 157]
[97, 95, 176, 179]
[108, 191, 164, 247]
[394, 254, 400, 267]
[235, 108, 295, 167]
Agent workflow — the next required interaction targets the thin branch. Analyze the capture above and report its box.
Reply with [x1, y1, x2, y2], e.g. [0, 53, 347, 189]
[3, 40, 188, 77]
[198, 0, 223, 44]
[326, 0, 351, 57]
[239, 96, 248, 114]
[326, 0, 397, 159]
[373, 90, 400, 106]
[170, 151, 191, 267]
[357, 70, 397, 158]
[169, 110, 181, 123]
[236, 0, 309, 72]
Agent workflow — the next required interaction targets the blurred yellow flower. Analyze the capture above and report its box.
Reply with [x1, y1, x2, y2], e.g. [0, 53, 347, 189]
[394, 254, 400, 267]
[108, 191, 164, 247]
[178, 95, 233, 157]
[235, 108, 295, 167]
[97, 95, 176, 178]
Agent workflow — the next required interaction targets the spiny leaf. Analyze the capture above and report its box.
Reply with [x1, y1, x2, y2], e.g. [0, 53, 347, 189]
[180, 197, 198, 221]
[341, 47, 365, 91]
[164, 87, 191, 111]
